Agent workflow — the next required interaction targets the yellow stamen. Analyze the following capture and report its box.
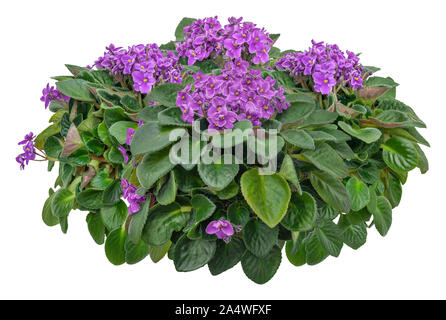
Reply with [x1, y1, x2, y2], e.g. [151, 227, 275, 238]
[255, 37, 259, 41]
[264, 105, 268, 110]
[308, 60, 312, 64]
[140, 65, 145, 69]
[324, 79, 328, 83]
[143, 79, 148, 83]
[184, 109, 188, 114]
[128, 59, 132, 63]
[247, 115, 251, 119]
[217, 107, 221, 111]
[210, 84, 214, 88]
[248, 97, 252, 101]
[235, 91, 239, 95]
[260, 88, 264, 92]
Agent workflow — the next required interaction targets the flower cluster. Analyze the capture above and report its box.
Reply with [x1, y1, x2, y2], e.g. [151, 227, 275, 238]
[176, 16, 273, 65]
[176, 59, 289, 130]
[40, 83, 69, 109]
[94, 43, 183, 94]
[275, 40, 364, 94]
[16, 132, 36, 170]
[120, 179, 146, 215]
[205, 219, 242, 243]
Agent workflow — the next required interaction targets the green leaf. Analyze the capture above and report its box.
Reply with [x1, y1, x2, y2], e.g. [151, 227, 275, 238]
[97, 121, 113, 146]
[44, 136, 63, 158]
[77, 189, 104, 210]
[175, 17, 197, 41]
[305, 130, 337, 142]
[128, 199, 150, 244]
[130, 122, 180, 156]
[42, 193, 59, 227]
[414, 143, 429, 174]
[215, 180, 239, 200]
[241, 246, 282, 284]
[35, 123, 61, 149]
[86, 212, 105, 245]
[120, 95, 140, 112]
[298, 110, 338, 127]
[208, 237, 246, 275]
[109, 121, 138, 145]
[174, 236, 217, 272]
[227, 202, 250, 227]
[51, 188, 75, 218]
[371, 196, 392, 236]
[243, 219, 278, 258]
[158, 107, 191, 127]
[384, 172, 402, 208]
[276, 101, 315, 125]
[149, 241, 172, 263]
[365, 76, 399, 88]
[310, 171, 350, 213]
[305, 232, 328, 266]
[137, 147, 176, 189]
[100, 200, 128, 231]
[104, 106, 131, 128]
[141, 203, 187, 246]
[302, 142, 349, 178]
[285, 237, 306, 267]
[314, 220, 343, 257]
[281, 192, 317, 232]
[191, 194, 216, 223]
[279, 154, 301, 193]
[280, 129, 315, 149]
[102, 180, 123, 206]
[338, 215, 367, 250]
[382, 137, 418, 172]
[156, 171, 177, 205]
[240, 168, 291, 228]
[147, 83, 185, 107]
[338, 121, 382, 144]
[197, 157, 239, 191]
[124, 238, 150, 264]
[105, 228, 127, 265]
[56, 79, 95, 102]
[346, 176, 370, 211]
[138, 105, 167, 122]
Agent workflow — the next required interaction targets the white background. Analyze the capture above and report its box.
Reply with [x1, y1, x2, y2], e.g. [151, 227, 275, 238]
[1, 0, 445, 299]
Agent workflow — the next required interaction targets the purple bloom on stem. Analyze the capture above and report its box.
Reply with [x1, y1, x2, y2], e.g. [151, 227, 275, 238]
[206, 220, 234, 243]
[16, 132, 36, 170]
[125, 128, 136, 145]
[120, 178, 146, 215]
[40, 83, 69, 108]
[118, 145, 129, 163]
[313, 72, 336, 94]
[132, 71, 156, 94]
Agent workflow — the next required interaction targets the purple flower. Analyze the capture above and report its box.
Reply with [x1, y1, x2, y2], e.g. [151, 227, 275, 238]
[175, 63, 290, 129]
[275, 40, 365, 94]
[313, 72, 336, 95]
[120, 178, 146, 215]
[206, 220, 234, 243]
[16, 132, 36, 170]
[132, 71, 156, 94]
[118, 145, 129, 163]
[40, 83, 69, 108]
[93, 43, 183, 94]
[125, 128, 136, 145]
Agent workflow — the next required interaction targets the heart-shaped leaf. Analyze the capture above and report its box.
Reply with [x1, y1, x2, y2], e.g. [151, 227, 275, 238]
[241, 168, 291, 228]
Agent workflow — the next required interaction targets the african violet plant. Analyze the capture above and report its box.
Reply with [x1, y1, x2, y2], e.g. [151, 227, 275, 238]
[17, 16, 429, 284]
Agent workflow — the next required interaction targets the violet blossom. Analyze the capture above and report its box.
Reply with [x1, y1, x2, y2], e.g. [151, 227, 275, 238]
[176, 16, 273, 66]
[176, 59, 289, 129]
[121, 178, 146, 215]
[40, 83, 69, 108]
[205, 219, 234, 243]
[275, 40, 365, 94]
[16, 132, 36, 170]
[94, 43, 183, 94]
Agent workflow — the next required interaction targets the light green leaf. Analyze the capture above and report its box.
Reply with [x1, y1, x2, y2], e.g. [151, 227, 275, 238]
[240, 168, 291, 228]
